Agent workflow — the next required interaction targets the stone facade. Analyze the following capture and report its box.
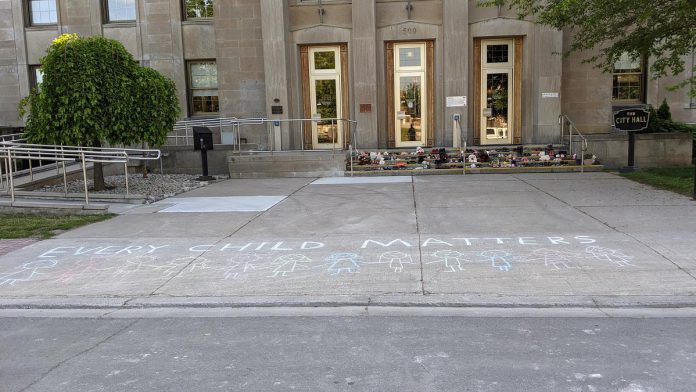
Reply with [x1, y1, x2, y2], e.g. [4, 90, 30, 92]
[1, 0, 694, 150]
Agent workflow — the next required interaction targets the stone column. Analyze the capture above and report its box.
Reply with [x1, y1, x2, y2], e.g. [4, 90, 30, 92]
[139, 0, 186, 116]
[1, 0, 23, 126]
[443, 0, 468, 147]
[214, 0, 265, 120]
[260, 0, 291, 150]
[533, 25, 562, 144]
[351, 0, 378, 149]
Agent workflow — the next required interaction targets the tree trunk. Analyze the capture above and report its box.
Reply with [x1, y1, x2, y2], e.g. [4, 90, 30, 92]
[92, 139, 106, 191]
[93, 162, 105, 191]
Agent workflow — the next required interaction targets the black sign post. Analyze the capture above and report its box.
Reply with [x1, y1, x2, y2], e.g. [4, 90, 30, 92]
[193, 126, 215, 181]
[613, 108, 650, 173]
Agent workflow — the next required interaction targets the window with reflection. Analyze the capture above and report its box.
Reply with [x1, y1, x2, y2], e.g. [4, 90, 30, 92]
[613, 53, 644, 102]
[105, 0, 136, 22]
[188, 61, 219, 115]
[27, 0, 57, 25]
[184, 0, 213, 19]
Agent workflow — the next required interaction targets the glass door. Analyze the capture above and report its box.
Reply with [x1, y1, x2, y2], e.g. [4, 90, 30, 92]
[309, 47, 342, 149]
[480, 40, 514, 145]
[394, 43, 427, 147]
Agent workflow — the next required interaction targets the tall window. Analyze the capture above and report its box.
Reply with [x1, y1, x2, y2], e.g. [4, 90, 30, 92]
[188, 61, 219, 115]
[29, 65, 43, 90]
[184, 0, 213, 19]
[27, 0, 57, 25]
[105, 0, 136, 22]
[613, 52, 644, 102]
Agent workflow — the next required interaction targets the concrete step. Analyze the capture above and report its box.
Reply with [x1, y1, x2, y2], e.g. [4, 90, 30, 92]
[346, 165, 605, 176]
[228, 151, 347, 178]
[0, 197, 109, 214]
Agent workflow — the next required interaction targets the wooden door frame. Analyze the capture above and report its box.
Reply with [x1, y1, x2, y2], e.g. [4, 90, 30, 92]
[386, 40, 435, 148]
[473, 37, 522, 146]
[300, 44, 350, 150]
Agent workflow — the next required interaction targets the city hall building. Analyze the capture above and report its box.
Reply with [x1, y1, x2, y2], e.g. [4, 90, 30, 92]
[0, 0, 694, 160]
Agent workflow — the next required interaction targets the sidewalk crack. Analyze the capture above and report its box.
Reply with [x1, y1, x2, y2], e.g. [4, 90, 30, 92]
[18, 319, 140, 392]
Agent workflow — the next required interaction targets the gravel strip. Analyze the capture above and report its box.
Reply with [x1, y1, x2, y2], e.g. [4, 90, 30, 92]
[36, 174, 223, 203]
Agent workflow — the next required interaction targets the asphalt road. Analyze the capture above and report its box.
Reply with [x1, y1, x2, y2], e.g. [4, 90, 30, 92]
[2, 309, 695, 392]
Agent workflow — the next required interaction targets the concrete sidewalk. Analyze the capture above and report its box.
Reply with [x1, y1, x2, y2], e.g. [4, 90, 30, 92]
[1, 172, 695, 309]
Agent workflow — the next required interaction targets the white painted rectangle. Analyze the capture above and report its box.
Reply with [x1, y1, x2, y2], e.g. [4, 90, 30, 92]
[446, 96, 467, 107]
[542, 92, 559, 98]
[312, 177, 413, 185]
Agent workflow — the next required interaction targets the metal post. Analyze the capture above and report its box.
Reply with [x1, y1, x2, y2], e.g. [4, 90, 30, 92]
[81, 152, 89, 204]
[332, 119, 336, 155]
[627, 131, 636, 168]
[7, 149, 15, 202]
[301, 121, 305, 153]
[29, 158, 33, 181]
[61, 146, 68, 197]
[0, 150, 4, 189]
[62, 161, 68, 197]
[349, 144, 354, 177]
[463, 141, 467, 176]
[124, 162, 129, 195]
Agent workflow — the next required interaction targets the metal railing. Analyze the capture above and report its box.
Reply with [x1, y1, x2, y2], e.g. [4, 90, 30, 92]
[559, 114, 589, 173]
[1, 140, 161, 204]
[168, 117, 359, 154]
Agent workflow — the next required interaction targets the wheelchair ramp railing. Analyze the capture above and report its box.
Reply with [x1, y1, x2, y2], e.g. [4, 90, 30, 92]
[1, 140, 161, 204]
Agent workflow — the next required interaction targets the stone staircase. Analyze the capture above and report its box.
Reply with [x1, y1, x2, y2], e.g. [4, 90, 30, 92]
[226, 145, 603, 178]
[228, 150, 346, 178]
[347, 145, 603, 176]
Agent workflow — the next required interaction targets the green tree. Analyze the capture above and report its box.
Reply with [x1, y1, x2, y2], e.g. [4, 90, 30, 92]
[19, 34, 179, 190]
[480, 0, 696, 98]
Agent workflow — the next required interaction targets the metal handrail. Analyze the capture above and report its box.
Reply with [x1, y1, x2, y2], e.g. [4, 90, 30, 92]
[168, 117, 359, 153]
[559, 114, 589, 173]
[1, 141, 162, 204]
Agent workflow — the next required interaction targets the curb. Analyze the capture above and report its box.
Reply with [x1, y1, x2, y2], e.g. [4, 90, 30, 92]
[2, 295, 696, 310]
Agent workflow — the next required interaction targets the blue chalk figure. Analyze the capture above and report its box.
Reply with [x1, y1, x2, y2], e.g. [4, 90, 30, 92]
[479, 250, 513, 272]
[0, 259, 58, 286]
[428, 250, 469, 272]
[324, 253, 364, 275]
[268, 254, 313, 277]
[378, 251, 415, 272]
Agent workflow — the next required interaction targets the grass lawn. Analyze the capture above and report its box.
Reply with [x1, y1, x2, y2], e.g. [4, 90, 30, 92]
[0, 213, 114, 240]
[620, 166, 695, 197]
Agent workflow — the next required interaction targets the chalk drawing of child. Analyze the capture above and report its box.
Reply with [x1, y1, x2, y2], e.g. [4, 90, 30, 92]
[585, 246, 634, 267]
[524, 248, 581, 270]
[427, 250, 469, 272]
[222, 254, 263, 280]
[479, 250, 513, 272]
[0, 259, 58, 286]
[268, 254, 313, 278]
[55, 258, 116, 283]
[324, 253, 364, 276]
[376, 251, 415, 273]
